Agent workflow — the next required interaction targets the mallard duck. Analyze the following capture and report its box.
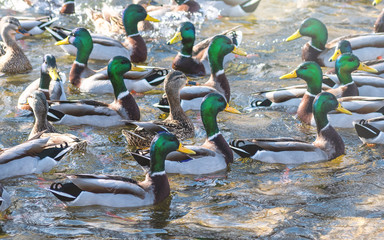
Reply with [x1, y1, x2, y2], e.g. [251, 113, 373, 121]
[50, 27, 168, 94]
[156, 35, 246, 112]
[50, 4, 159, 63]
[47, 132, 195, 207]
[229, 92, 351, 165]
[286, 17, 384, 68]
[279, 60, 384, 128]
[353, 117, 384, 144]
[123, 71, 194, 148]
[18, 54, 66, 111]
[131, 93, 240, 175]
[60, 0, 75, 14]
[48, 56, 141, 127]
[167, 21, 242, 76]
[0, 184, 10, 213]
[28, 91, 86, 151]
[0, 16, 32, 74]
[210, 0, 261, 17]
[0, 134, 73, 180]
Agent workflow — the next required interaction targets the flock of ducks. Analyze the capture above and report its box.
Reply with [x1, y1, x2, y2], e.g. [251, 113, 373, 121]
[1, 0, 384, 215]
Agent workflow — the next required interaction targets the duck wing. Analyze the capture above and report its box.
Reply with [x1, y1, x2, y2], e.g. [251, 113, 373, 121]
[0, 137, 49, 164]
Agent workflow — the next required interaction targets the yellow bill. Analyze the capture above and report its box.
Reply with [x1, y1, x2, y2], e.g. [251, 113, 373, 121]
[373, 0, 382, 6]
[286, 29, 302, 42]
[167, 32, 182, 45]
[336, 103, 352, 115]
[178, 143, 196, 155]
[329, 48, 341, 62]
[232, 46, 247, 56]
[48, 67, 61, 81]
[225, 104, 241, 114]
[357, 63, 378, 73]
[280, 70, 297, 79]
[145, 14, 160, 22]
[131, 65, 146, 72]
[55, 36, 70, 46]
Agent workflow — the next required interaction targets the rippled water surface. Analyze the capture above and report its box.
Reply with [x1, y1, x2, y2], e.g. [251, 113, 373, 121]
[1, 0, 384, 239]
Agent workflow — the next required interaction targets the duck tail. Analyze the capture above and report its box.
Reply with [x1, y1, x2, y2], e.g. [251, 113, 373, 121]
[48, 182, 81, 202]
[130, 150, 151, 169]
[240, 0, 261, 13]
[39, 142, 73, 162]
[153, 95, 170, 113]
[229, 139, 262, 158]
[354, 119, 380, 140]
[145, 69, 169, 87]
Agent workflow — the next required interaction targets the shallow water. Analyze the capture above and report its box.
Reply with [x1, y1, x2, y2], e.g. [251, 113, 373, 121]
[1, 0, 384, 239]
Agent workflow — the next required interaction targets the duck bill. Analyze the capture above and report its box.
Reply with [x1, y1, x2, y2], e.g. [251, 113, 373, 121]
[130, 65, 146, 72]
[167, 32, 182, 45]
[329, 49, 341, 62]
[279, 70, 297, 79]
[16, 27, 30, 36]
[225, 104, 241, 114]
[55, 36, 70, 46]
[145, 14, 160, 22]
[178, 143, 196, 155]
[286, 29, 302, 42]
[336, 103, 352, 115]
[357, 63, 378, 73]
[373, 0, 382, 6]
[232, 46, 247, 56]
[48, 67, 61, 81]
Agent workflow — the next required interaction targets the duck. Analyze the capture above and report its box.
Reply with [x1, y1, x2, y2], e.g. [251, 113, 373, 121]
[60, 0, 75, 14]
[28, 90, 87, 151]
[0, 16, 32, 74]
[47, 56, 141, 127]
[155, 35, 247, 112]
[47, 132, 195, 207]
[167, 21, 242, 76]
[0, 184, 11, 217]
[279, 60, 384, 128]
[131, 93, 240, 175]
[209, 0, 261, 17]
[51, 27, 168, 94]
[50, 4, 159, 63]
[229, 92, 351, 165]
[0, 134, 73, 180]
[286, 17, 384, 68]
[18, 54, 66, 111]
[123, 71, 194, 148]
[353, 117, 384, 144]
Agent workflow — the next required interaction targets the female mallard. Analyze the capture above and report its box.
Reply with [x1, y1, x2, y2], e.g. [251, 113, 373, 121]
[48, 132, 195, 207]
[123, 71, 194, 148]
[50, 4, 159, 63]
[229, 92, 351, 165]
[28, 90, 86, 151]
[0, 184, 10, 214]
[286, 17, 384, 68]
[48, 56, 141, 127]
[131, 93, 240, 175]
[0, 134, 73, 180]
[167, 21, 242, 76]
[0, 16, 32, 74]
[210, 0, 261, 17]
[353, 117, 384, 144]
[156, 35, 246, 112]
[52, 27, 167, 94]
[18, 54, 66, 111]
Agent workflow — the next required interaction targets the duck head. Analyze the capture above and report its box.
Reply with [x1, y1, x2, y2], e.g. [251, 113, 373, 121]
[0, 16, 29, 43]
[167, 21, 195, 56]
[329, 40, 352, 62]
[123, 4, 159, 36]
[286, 18, 328, 50]
[40, 54, 61, 91]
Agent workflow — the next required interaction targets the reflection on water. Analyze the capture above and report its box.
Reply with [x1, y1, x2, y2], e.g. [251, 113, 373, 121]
[1, 0, 384, 238]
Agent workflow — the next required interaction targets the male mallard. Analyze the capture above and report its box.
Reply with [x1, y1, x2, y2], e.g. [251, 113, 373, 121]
[167, 21, 242, 76]
[353, 117, 384, 144]
[51, 27, 167, 94]
[50, 4, 159, 63]
[18, 54, 66, 111]
[0, 184, 10, 213]
[48, 56, 141, 127]
[28, 90, 86, 151]
[286, 17, 384, 68]
[229, 92, 351, 165]
[0, 134, 73, 180]
[47, 132, 195, 207]
[123, 71, 194, 148]
[210, 0, 261, 17]
[0, 16, 32, 74]
[156, 35, 246, 112]
[131, 93, 240, 175]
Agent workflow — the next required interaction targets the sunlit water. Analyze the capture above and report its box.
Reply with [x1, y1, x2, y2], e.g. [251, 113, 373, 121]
[1, 0, 384, 239]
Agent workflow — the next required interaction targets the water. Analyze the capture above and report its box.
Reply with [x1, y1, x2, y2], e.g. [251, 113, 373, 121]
[1, 0, 384, 238]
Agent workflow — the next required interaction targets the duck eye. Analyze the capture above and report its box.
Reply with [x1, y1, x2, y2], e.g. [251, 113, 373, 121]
[348, 58, 354, 62]
[301, 66, 307, 70]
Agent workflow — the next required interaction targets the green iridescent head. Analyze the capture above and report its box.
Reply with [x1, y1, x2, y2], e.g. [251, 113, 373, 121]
[335, 53, 378, 84]
[286, 18, 328, 50]
[122, 4, 159, 35]
[280, 61, 323, 95]
[167, 21, 196, 55]
[174, 0, 186, 5]
[329, 40, 352, 62]
[107, 56, 132, 98]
